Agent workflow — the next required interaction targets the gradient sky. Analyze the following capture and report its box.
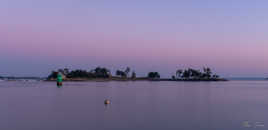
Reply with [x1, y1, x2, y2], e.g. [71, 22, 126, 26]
[1, 0, 268, 77]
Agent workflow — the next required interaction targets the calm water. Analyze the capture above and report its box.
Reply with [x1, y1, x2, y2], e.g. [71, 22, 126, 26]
[0, 80, 268, 130]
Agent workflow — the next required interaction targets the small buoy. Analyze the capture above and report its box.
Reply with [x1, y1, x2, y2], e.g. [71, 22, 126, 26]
[57, 73, 63, 87]
[104, 99, 111, 105]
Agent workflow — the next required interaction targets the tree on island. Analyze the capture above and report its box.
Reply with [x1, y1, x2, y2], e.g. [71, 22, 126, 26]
[125, 67, 131, 77]
[148, 72, 160, 79]
[92, 67, 110, 78]
[131, 71, 136, 79]
[67, 69, 94, 78]
[176, 67, 220, 80]
[182, 69, 191, 79]
[47, 67, 111, 80]
[172, 75, 176, 80]
[63, 68, 69, 75]
[189, 68, 202, 79]
[203, 67, 212, 79]
[116, 67, 131, 78]
[176, 69, 183, 79]
[116, 70, 127, 78]
[47, 66, 222, 81]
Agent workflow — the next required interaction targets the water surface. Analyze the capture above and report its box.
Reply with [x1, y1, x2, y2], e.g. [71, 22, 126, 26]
[0, 81, 268, 130]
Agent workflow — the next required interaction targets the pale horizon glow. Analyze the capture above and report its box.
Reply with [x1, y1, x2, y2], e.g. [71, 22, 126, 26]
[1, 0, 268, 77]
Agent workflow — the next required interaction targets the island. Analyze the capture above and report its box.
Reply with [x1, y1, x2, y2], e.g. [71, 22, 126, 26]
[46, 67, 227, 82]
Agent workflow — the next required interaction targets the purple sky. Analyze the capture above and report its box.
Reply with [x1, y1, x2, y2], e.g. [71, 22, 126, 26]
[1, 0, 268, 77]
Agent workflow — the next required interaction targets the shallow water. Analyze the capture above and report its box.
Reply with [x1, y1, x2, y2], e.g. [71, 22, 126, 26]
[0, 81, 268, 130]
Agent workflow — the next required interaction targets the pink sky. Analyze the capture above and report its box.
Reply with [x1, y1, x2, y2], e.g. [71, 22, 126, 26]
[1, 0, 268, 77]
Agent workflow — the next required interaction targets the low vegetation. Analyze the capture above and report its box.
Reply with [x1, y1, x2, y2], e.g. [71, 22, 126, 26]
[47, 67, 225, 81]
[172, 67, 221, 81]
[47, 67, 111, 79]
[147, 72, 160, 79]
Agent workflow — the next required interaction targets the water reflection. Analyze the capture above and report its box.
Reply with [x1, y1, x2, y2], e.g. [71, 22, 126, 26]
[0, 81, 267, 130]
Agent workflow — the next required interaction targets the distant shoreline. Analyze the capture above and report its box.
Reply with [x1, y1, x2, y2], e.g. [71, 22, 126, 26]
[46, 67, 229, 82]
[45, 77, 228, 82]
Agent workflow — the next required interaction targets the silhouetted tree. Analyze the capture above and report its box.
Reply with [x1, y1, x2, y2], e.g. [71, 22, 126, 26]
[189, 68, 202, 79]
[176, 69, 183, 79]
[172, 75, 176, 80]
[131, 71, 136, 79]
[182, 69, 190, 79]
[203, 67, 212, 79]
[125, 67, 131, 77]
[148, 72, 160, 79]
[116, 70, 121, 76]
[177, 67, 219, 80]
[116, 70, 126, 78]
[67, 70, 93, 78]
[63, 68, 69, 75]
[63, 67, 110, 79]
[93, 67, 110, 78]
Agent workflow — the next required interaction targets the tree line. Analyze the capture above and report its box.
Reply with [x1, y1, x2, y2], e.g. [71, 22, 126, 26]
[47, 67, 220, 80]
[172, 67, 219, 80]
[47, 67, 137, 80]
